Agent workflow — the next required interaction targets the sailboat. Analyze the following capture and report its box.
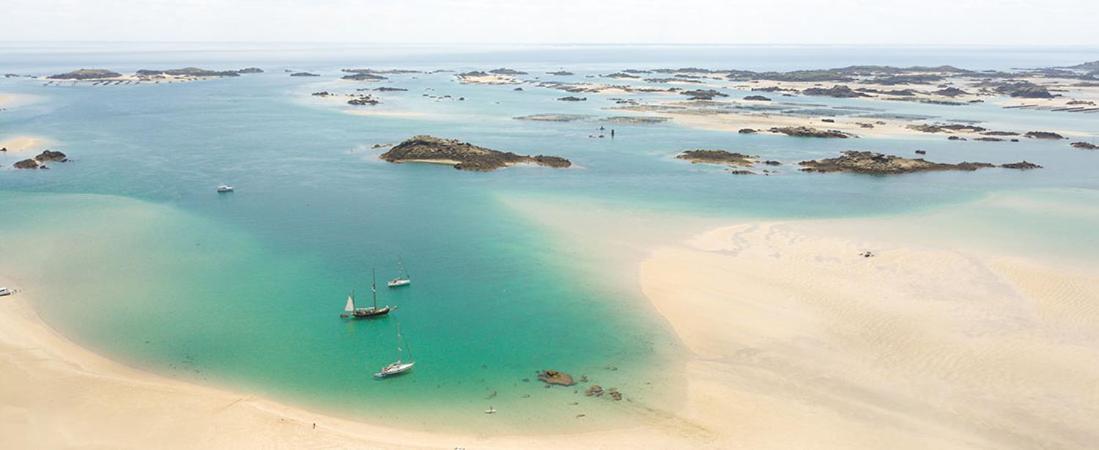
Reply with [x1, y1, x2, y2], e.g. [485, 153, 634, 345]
[387, 257, 411, 288]
[374, 323, 415, 378]
[339, 270, 392, 319]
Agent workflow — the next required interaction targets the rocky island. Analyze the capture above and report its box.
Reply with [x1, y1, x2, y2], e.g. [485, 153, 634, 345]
[676, 150, 758, 167]
[380, 135, 571, 171]
[47, 69, 122, 80]
[799, 151, 1041, 174]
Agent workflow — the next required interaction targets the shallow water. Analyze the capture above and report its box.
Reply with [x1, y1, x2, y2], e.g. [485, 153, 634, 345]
[2, 44, 1098, 432]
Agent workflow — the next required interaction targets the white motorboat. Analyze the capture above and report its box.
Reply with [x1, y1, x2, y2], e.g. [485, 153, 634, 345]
[216, 185, 234, 193]
[0, 287, 11, 297]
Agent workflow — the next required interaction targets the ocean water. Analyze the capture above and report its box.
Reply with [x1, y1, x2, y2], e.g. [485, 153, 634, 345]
[2, 44, 1099, 431]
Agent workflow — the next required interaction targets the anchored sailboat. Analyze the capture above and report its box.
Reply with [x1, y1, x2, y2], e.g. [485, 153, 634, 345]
[374, 323, 415, 378]
[339, 270, 392, 319]
[387, 257, 411, 288]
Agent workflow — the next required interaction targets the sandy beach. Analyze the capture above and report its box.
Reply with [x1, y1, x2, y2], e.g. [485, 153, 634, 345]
[6, 195, 1098, 448]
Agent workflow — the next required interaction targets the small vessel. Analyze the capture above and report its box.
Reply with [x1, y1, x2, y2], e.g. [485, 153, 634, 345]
[0, 287, 11, 297]
[374, 324, 415, 378]
[340, 270, 392, 319]
[387, 257, 411, 288]
[484, 406, 497, 415]
[216, 185, 234, 193]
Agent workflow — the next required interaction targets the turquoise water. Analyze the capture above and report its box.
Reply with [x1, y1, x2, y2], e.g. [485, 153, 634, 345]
[2, 44, 1099, 431]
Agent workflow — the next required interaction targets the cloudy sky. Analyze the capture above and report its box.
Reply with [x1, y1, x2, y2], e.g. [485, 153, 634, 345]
[4, 0, 1098, 45]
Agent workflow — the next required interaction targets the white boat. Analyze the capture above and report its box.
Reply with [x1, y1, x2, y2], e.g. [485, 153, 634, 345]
[374, 324, 415, 378]
[387, 257, 411, 288]
[484, 407, 497, 415]
[0, 287, 11, 297]
[216, 185, 234, 193]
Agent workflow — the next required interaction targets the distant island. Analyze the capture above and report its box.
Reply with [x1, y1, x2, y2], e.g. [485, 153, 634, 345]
[380, 135, 571, 171]
[799, 151, 1041, 174]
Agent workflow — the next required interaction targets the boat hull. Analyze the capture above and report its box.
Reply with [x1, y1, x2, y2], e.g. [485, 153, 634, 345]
[374, 361, 414, 378]
[387, 279, 411, 288]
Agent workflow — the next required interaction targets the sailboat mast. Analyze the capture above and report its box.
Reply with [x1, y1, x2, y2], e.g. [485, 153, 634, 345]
[372, 268, 378, 309]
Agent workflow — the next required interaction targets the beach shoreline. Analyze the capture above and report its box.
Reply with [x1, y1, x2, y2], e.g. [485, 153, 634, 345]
[5, 194, 1099, 448]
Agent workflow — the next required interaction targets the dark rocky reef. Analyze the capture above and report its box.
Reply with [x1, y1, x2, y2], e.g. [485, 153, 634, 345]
[236, 67, 264, 74]
[546, 70, 574, 76]
[799, 151, 1040, 174]
[290, 72, 320, 77]
[557, 96, 587, 102]
[769, 127, 852, 138]
[373, 87, 408, 92]
[604, 72, 640, 79]
[933, 87, 970, 97]
[681, 89, 727, 100]
[48, 69, 122, 80]
[743, 95, 771, 101]
[801, 85, 868, 98]
[1023, 131, 1065, 140]
[908, 123, 986, 134]
[1071, 141, 1098, 150]
[676, 150, 757, 166]
[380, 135, 571, 171]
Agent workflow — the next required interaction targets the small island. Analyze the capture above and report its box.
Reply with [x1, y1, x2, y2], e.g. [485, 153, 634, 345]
[799, 151, 1041, 174]
[380, 135, 571, 171]
[47, 69, 122, 80]
[676, 150, 758, 167]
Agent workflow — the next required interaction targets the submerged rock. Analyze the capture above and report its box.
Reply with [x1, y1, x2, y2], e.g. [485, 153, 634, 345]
[290, 72, 320, 77]
[743, 95, 771, 101]
[557, 96, 587, 102]
[1071, 141, 1098, 150]
[585, 385, 604, 397]
[380, 135, 571, 171]
[537, 370, 576, 386]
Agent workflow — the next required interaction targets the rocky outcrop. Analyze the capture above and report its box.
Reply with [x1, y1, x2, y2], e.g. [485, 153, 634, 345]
[380, 135, 571, 171]
[769, 127, 852, 138]
[236, 67, 264, 74]
[34, 150, 67, 162]
[1000, 161, 1043, 170]
[13, 159, 40, 169]
[933, 87, 969, 97]
[743, 95, 771, 101]
[48, 69, 122, 80]
[604, 72, 640, 79]
[347, 94, 380, 106]
[488, 68, 527, 75]
[341, 72, 387, 81]
[908, 123, 986, 134]
[676, 150, 757, 166]
[738, 128, 757, 134]
[1023, 131, 1065, 140]
[800, 151, 997, 174]
[547, 71, 574, 76]
[557, 96, 587, 102]
[681, 89, 727, 100]
[537, 370, 575, 386]
[290, 72, 320, 77]
[1071, 141, 1098, 150]
[373, 87, 408, 92]
[801, 85, 868, 98]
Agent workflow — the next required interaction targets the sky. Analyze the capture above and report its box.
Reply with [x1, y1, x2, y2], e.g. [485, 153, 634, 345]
[3, 0, 1098, 45]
